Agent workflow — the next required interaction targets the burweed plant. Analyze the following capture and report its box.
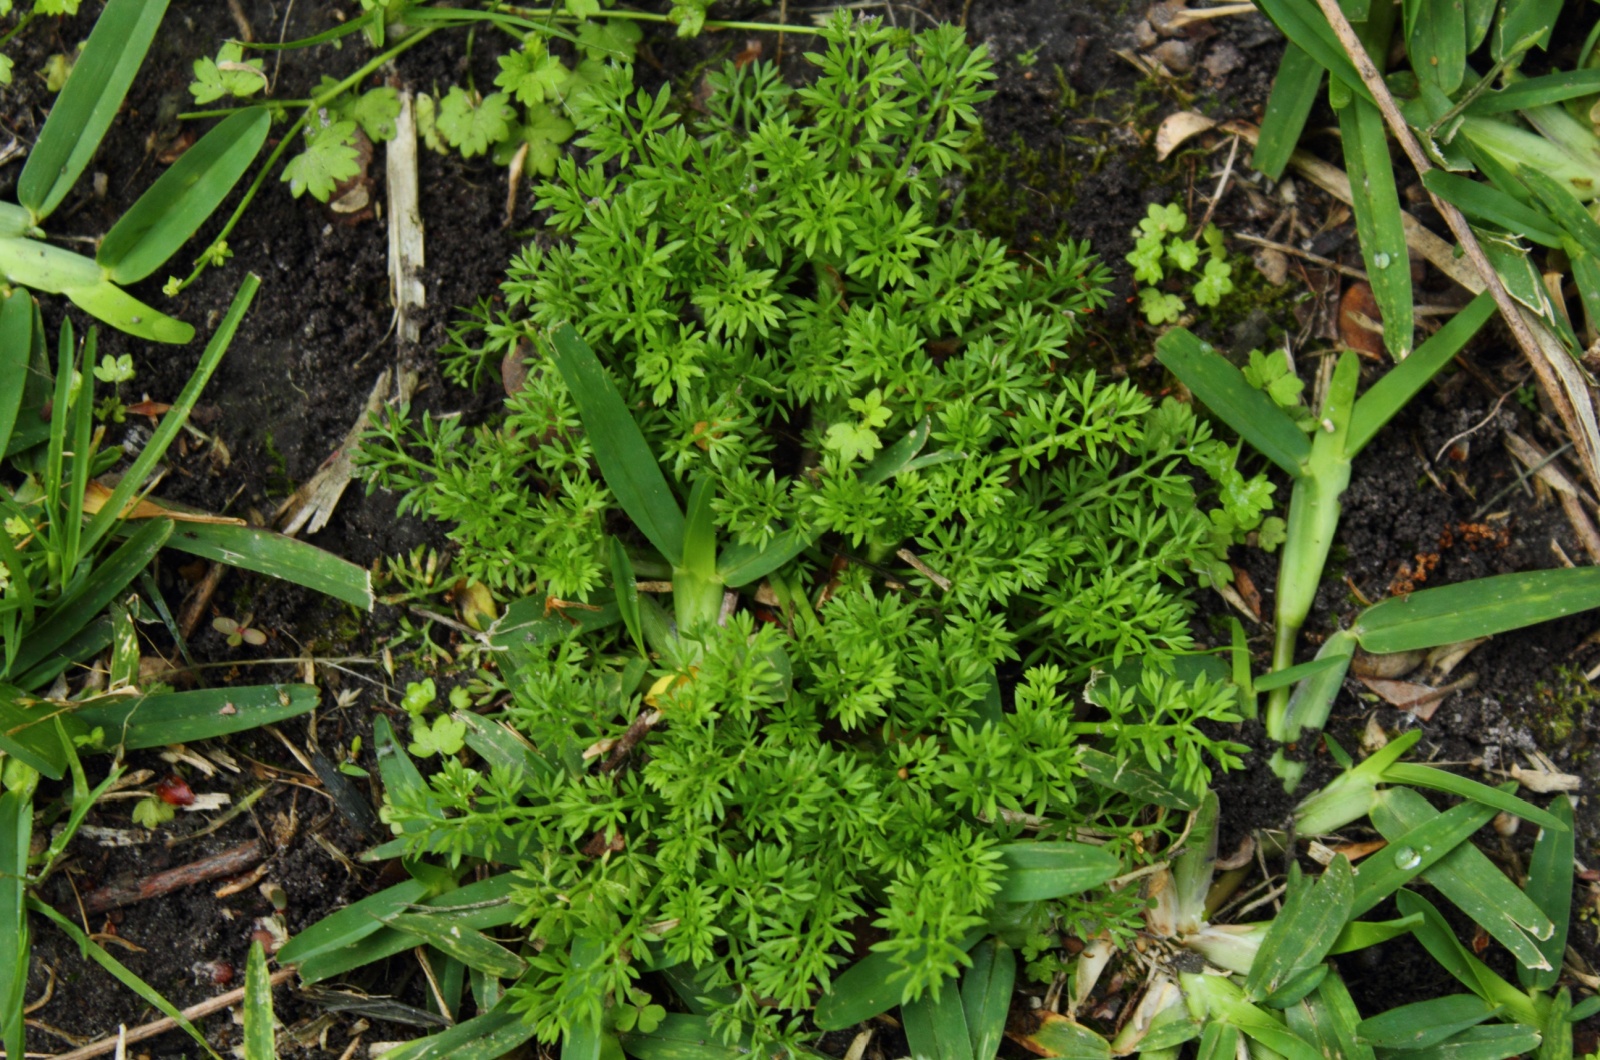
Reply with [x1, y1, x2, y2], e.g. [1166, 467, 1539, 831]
[338, 12, 1273, 1054]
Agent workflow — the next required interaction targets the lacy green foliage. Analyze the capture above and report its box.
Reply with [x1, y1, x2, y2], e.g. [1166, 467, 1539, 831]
[360, 13, 1257, 1049]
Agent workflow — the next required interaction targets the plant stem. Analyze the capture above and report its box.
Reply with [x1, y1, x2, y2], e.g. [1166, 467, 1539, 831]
[0, 10, 36, 48]
[491, 2, 822, 35]
[174, 27, 436, 294]
[179, 101, 312, 119]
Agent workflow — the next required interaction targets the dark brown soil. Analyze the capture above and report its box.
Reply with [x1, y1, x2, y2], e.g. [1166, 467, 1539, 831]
[5, 0, 1600, 1056]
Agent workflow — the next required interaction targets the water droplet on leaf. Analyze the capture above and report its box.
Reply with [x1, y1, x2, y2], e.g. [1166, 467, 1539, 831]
[1393, 846, 1421, 870]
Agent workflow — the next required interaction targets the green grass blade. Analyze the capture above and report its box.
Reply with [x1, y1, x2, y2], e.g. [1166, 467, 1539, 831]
[63, 327, 97, 578]
[64, 280, 194, 344]
[13, 615, 114, 693]
[1198, 1020, 1243, 1060]
[278, 878, 434, 968]
[1254, 0, 1369, 102]
[1519, 793, 1574, 991]
[1406, 0, 1466, 93]
[0, 785, 32, 1060]
[1280, 629, 1358, 746]
[815, 931, 986, 1030]
[1185, 972, 1322, 1060]
[1340, 96, 1413, 358]
[1375, 789, 1555, 971]
[386, 913, 528, 979]
[716, 525, 817, 588]
[374, 996, 535, 1060]
[0, 290, 32, 457]
[0, 686, 71, 778]
[82, 276, 259, 555]
[1469, 70, 1600, 113]
[2, 298, 51, 458]
[1381, 763, 1568, 832]
[165, 522, 374, 610]
[904, 980, 976, 1060]
[8, 518, 172, 679]
[1245, 858, 1354, 1003]
[458, 712, 552, 779]
[99, 108, 270, 284]
[1348, 292, 1496, 456]
[108, 597, 138, 690]
[1348, 796, 1497, 917]
[610, 538, 646, 655]
[1154, 328, 1310, 475]
[620, 1014, 752, 1060]
[1420, 173, 1562, 248]
[1329, 913, 1424, 954]
[488, 591, 621, 653]
[681, 475, 717, 582]
[242, 940, 276, 1060]
[1568, 246, 1600, 332]
[374, 713, 437, 832]
[563, 935, 609, 1060]
[73, 683, 318, 749]
[17, 0, 170, 221]
[992, 842, 1121, 902]
[1354, 567, 1600, 653]
[1492, 0, 1561, 60]
[1402, 1024, 1544, 1060]
[295, 875, 516, 984]
[860, 417, 932, 484]
[1255, 44, 1324, 180]
[1253, 654, 1350, 693]
[961, 939, 1015, 1060]
[1285, 974, 1374, 1060]
[547, 324, 684, 566]
[0, 237, 104, 292]
[28, 895, 222, 1059]
[1519, 166, 1600, 261]
[1077, 747, 1202, 809]
[1356, 995, 1498, 1049]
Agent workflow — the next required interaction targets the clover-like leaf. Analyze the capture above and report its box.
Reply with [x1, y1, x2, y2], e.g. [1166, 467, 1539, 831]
[189, 41, 267, 105]
[281, 119, 361, 201]
[1140, 287, 1184, 325]
[437, 87, 515, 158]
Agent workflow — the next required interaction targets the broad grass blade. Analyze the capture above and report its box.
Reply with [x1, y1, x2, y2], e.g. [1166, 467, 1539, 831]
[82, 277, 259, 555]
[1253, 654, 1349, 693]
[242, 940, 277, 1060]
[1347, 292, 1496, 456]
[992, 842, 1121, 902]
[1518, 793, 1574, 991]
[1402, 1024, 1543, 1060]
[99, 108, 270, 284]
[961, 939, 1015, 1060]
[717, 525, 816, 588]
[457, 713, 551, 778]
[8, 518, 172, 679]
[681, 475, 717, 582]
[1469, 70, 1600, 114]
[1329, 913, 1424, 954]
[1281, 629, 1357, 745]
[815, 931, 986, 1030]
[1202, 1017, 1248, 1060]
[547, 325, 684, 566]
[1185, 972, 1322, 1060]
[620, 1014, 751, 1060]
[377, 998, 536, 1060]
[0, 787, 31, 1060]
[1255, 44, 1324, 180]
[1406, 0, 1466, 92]
[1076, 747, 1202, 810]
[562, 935, 609, 1060]
[1354, 567, 1600, 653]
[903, 979, 976, 1060]
[373, 714, 437, 828]
[64, 279, 193, 344]
[1254, 0, 1368, 100]
[1356, 995, 1498, 1050]
[1348, 796, 1497, 917]
[1519, 167, 1600, 261]
[387, 913, 528, 978]
[17, 0, 170, 221]
[1374, 789, 1554, 970]
[1245, 858, 1354, 1003]
[1493, 0, 1561, 61]
[610, 537, 646, 654]
[1396, 890, 1531, 1017]
[1018, 1013, 1111, 1059]
[1421, 172, 1562, 247]
[1340, 96, 1412, 358]
[74, 683, 318, 749]
[277, 878, 433, 969]
[1381, 763, 1567, 831]
[1285, 973, 1374, 1060]
[861, 416, 932, 484]
[167, 523, 374, 610]
[108, 598, 139, 690]
[28, 896, 222, 1059]
[0, 237, 104, 291]
[0, 291, 31, 457]
[295, 874, 516, 984]
[488, 591, 620, 652]
[0, 694, 75, 782]
[1154, 328, 1311, 475]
